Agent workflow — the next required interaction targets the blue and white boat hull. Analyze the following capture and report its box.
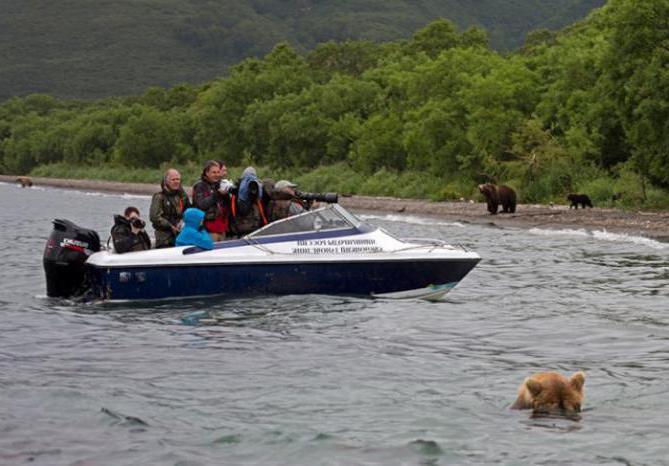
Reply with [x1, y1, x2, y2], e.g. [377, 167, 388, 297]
[87, 256, 479, 301]
[85, 204, 480, 301]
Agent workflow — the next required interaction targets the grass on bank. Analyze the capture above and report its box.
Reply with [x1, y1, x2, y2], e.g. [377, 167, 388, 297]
[29, 161, 471, 200]
[29, 161, 669, 210]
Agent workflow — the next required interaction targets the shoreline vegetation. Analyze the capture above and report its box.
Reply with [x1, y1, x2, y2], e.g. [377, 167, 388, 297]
[2, 2, 669, 225]
[4, 174, 669, 241]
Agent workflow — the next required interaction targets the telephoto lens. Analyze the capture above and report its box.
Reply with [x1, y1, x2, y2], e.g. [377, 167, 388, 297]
[296, 191, 339, 204]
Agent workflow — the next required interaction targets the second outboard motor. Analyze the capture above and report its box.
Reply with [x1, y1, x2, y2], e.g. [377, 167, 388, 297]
[43, 219, 101, 298]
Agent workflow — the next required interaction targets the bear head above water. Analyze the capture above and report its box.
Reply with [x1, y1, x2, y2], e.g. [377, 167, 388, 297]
[511, 371, 585, 414]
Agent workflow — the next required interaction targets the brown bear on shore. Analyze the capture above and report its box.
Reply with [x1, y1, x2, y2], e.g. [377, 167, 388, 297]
[478, 183, 516, 214]
[511, 371, 585, 414]
[16, 176, 33, 188]
[567, 193, 593, 209]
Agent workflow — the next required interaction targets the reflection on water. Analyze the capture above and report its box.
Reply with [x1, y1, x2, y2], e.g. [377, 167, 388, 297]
[1, 182, 669, 465]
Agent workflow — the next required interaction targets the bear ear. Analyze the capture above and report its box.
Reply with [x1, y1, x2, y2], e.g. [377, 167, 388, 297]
[525, 378, 543, 397]
[569, 371, 586, 392]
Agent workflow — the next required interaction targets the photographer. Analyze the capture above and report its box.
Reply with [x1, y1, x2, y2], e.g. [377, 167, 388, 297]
[192, 160, 233, 242]
[230, 166, 268, 237]
[267, 179, 306, 222]
[111, 206, 151, 253]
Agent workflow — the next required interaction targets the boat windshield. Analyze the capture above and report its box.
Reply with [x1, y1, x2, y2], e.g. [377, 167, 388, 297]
[249, 204, 360, 238]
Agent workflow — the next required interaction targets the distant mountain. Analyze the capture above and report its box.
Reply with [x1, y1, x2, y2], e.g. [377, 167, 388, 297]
[0, 0, 605, 100]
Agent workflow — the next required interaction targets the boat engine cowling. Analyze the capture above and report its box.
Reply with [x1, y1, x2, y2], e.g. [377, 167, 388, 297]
[43, 219, 101, 298]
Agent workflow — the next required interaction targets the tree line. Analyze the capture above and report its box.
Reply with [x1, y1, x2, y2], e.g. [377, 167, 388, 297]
[1, 0, 668, 206]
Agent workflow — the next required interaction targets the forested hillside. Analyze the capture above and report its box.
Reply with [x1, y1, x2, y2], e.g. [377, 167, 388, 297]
[1, 0, 668, 208]
[0, 0, 604, 100]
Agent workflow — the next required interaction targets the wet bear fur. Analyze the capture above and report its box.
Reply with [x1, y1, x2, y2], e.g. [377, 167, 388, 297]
[16, 176, 33, 188]
[511, 371, 585, 414]
[567, 193, 593, 209]
[478, 183, 516, 214]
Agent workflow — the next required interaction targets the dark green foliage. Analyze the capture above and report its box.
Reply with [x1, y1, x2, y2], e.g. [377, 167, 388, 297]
[410, 19, 462, 58]
[602, 0, 669, 191]
[0, 0, 604, 101]
[2, 6, 669, 208]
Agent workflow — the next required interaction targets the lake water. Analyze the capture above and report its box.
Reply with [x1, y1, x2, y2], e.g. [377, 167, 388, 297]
[1, 181, 668, 465]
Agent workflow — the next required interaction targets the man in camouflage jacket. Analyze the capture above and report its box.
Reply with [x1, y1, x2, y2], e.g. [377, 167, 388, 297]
[150, 169, 191, 248]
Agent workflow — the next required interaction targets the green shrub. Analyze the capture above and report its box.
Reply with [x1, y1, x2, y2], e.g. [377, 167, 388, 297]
[292, 162, 365, 194]
[574, 177, 616, 206]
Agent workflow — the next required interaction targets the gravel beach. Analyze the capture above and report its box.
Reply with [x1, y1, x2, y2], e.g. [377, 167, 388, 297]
[4, 175, 669, 240]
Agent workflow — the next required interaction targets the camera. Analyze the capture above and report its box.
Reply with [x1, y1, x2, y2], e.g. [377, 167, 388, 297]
[218, 179, 235, 194]
[131, 218, 146, 229]
[296, 191, 339, 204]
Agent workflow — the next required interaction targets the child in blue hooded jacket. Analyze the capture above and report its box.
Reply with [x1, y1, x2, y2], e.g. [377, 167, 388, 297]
[176, 208, 214, 250]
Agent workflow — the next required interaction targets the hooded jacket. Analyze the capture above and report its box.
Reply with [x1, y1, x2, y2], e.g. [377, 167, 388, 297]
[231, 167, 267, 236]
[175, 208, 214, 250]
[149, 180, 191, 248]
[111, 215, 151, 253]
[236, 167, 264, 216]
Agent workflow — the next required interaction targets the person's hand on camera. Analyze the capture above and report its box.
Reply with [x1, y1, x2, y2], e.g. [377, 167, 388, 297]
[130, 217, 145, 234]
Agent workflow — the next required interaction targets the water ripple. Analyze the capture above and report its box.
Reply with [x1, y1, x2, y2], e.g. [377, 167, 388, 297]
[1, 184, 669, 465]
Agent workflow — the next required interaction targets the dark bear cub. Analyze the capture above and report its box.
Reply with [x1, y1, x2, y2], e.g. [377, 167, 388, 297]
[478, 183, 516, 214]
[16, 176, 33, 188]
[567, 193, 593, 209]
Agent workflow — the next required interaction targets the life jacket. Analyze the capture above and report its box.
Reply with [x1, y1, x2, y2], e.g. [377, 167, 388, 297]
[203, 201, 230, 235]
[231, 194, 268, 236]
[193, 179, 231, 235]
[158, 185, 189, 228]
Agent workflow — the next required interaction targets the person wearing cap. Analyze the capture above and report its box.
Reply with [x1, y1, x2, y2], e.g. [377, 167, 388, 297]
[192, 160, 232, 242]
[267, 179, 306, 222]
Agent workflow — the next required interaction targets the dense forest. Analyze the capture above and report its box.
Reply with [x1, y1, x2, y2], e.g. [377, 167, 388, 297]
[1, 0, 668, 208]
[0, 0, 604, 100]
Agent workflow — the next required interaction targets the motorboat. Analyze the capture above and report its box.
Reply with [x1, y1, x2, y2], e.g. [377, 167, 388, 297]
[44, 204, 480, 301]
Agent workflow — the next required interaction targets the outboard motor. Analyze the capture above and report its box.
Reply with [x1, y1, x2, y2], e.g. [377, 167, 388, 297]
[43, 219, 101, 298]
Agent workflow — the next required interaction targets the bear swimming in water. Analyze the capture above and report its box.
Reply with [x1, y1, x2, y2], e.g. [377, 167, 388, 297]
[567, 193, 593, 209]
[511, 371, 585, 414]
[478, 183, 516, 214]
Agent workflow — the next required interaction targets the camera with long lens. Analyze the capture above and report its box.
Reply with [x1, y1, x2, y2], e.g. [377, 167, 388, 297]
[248, 180, 260, 196]
[131, 218, 146, 229]
[296, 191, 338, 204]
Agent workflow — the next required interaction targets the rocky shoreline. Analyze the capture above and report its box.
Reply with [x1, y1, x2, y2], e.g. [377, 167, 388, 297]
[3, 174, 669, 241]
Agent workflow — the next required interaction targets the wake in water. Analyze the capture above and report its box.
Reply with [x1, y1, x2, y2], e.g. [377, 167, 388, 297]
[528, 227, 667, 250]
[358, 213, 465, 228]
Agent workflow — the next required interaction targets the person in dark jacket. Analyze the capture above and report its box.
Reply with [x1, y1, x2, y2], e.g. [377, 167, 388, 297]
[149, 168, 191, 248]
[267, 179, 306, 222]
[231, 166, 268, 237]
[192, 160, 233, 242]
[175, 208, 214, 250]
[111, 206, 151, 253]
